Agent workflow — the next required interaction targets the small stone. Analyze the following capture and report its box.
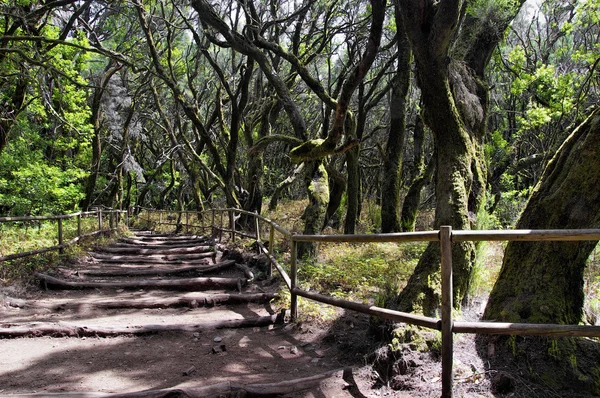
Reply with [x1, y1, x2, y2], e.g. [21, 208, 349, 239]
[192, 332, 200, 338]
[190, 300, 199, 308]
[278, 346, 286, 350]
[182, 366, 196, 376]
[116, 289, 124, 293]
[290, 346, 298, 354]
[214, 337, 222, 343]
[311, 358, 320, 364]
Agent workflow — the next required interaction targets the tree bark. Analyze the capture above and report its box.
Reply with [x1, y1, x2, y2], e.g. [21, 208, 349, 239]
[381, 8, 411, 233]
[392, 0, 523, 314]
[485, 108, 600, 325]
[298, 161, 329, 258]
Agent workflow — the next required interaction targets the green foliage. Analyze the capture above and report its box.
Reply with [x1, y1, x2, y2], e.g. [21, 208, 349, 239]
[297, 241, 426, 302]
[0, 137, 88, 215]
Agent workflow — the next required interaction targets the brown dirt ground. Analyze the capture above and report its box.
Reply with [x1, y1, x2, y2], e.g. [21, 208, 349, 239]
[0, 277, 494, 398]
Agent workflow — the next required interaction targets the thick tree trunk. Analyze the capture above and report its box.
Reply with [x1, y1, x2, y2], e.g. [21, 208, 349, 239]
[485, 108, 600, 324]
[381, 7, 410, 233]
[479, 107, 600, 396]
[400, 155, 435, 232]
[299, 161, 329, 258]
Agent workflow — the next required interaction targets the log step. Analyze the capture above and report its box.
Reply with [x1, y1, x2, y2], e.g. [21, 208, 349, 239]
[62, 260, 236, 277]
[35, 272, 246, 291]
[95, 245, 213, 255]
[0, 311, 286, 338]
[91, 251, 216, 264]
[5, 292, 278, 311]
[117, 238, 212, 248]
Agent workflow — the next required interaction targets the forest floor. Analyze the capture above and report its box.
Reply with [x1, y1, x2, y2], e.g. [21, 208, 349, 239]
[0, 231, 591, 398]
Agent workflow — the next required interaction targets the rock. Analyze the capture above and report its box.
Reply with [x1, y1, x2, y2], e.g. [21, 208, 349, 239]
[190, 299, 199, 308]
[182, 366, 196, 376]
[492, 371, 515, 394]
[290, 346, 298, 354]
[214, 336, 222, 343]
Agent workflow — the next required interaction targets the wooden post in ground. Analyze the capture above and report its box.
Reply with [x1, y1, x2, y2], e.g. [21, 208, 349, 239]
[290, 239, 298, 321]
[229, 210, 235, 242]
[219, 211, 224, 242]
[440, 226, 453, 398]
[254, 211, 261, 252]
[186, 211, 190, 234]
[98, 209, 103, 231]
[77, 214, 82, 239]
[57, 218, 64, 254]
[268, 224, 274, 277]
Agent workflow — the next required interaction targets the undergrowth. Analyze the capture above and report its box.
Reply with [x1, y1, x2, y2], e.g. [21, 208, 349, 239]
[0, 218, 126, 283]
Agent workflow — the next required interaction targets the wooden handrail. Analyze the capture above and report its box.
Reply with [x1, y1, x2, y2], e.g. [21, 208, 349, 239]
[0, 209, 126, 261]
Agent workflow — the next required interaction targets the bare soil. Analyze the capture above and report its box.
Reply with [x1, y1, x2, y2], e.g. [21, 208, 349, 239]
[0, 232, 591, 397]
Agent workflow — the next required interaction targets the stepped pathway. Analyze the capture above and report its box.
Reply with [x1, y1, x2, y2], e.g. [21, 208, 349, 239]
[2, 231, 280, 337]
[0, 231, 366, 397]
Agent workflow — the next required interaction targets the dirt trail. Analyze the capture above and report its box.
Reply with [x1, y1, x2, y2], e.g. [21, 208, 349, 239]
[0, 231, 391, 397]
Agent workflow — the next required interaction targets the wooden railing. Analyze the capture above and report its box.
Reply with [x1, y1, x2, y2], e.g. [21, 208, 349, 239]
[137, 207, 600, 398]
[0, 208, 127, 262]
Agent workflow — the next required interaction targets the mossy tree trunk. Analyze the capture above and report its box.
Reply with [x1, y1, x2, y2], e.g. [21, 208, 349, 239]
[381, 7, 410, 233]
[400, 114, 434, 231]
[299, 161, 329, 258]
[391, 0, 522, 314]
[484, 108, 600, 325]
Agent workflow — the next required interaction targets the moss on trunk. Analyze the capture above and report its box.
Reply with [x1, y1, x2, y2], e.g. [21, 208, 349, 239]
[485, 108, 600, 324]
[298, 162, 329, 258]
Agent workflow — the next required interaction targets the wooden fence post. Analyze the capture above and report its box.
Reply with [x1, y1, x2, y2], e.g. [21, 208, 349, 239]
[98, 209, 103, 231]
[57, 218, 64, 254]
[186, 211, 190, 234]
[219, 211, 224, 242]
[267, 223, 274, 277]
[229, 210, 235, 242]
[440, 226, 454, 398]
[254, 211, 260, 243]
[290, 239, 298, 321]
[77, 214, 82, 239]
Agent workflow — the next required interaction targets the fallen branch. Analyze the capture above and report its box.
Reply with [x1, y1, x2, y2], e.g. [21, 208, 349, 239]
[35, 273, 245, 291]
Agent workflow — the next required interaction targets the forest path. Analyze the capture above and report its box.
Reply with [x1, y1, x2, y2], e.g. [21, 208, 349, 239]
[0, 231, 381, 397]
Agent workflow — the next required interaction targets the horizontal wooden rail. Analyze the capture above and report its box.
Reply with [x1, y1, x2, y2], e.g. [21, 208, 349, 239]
[257, 242, 292, 290]
[453, 321, 600, 337]
[292, 231, 439, 243]
[0, 209, 125, 261]
[292, 288, 441, 330]
[453, 229, 600, 242]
